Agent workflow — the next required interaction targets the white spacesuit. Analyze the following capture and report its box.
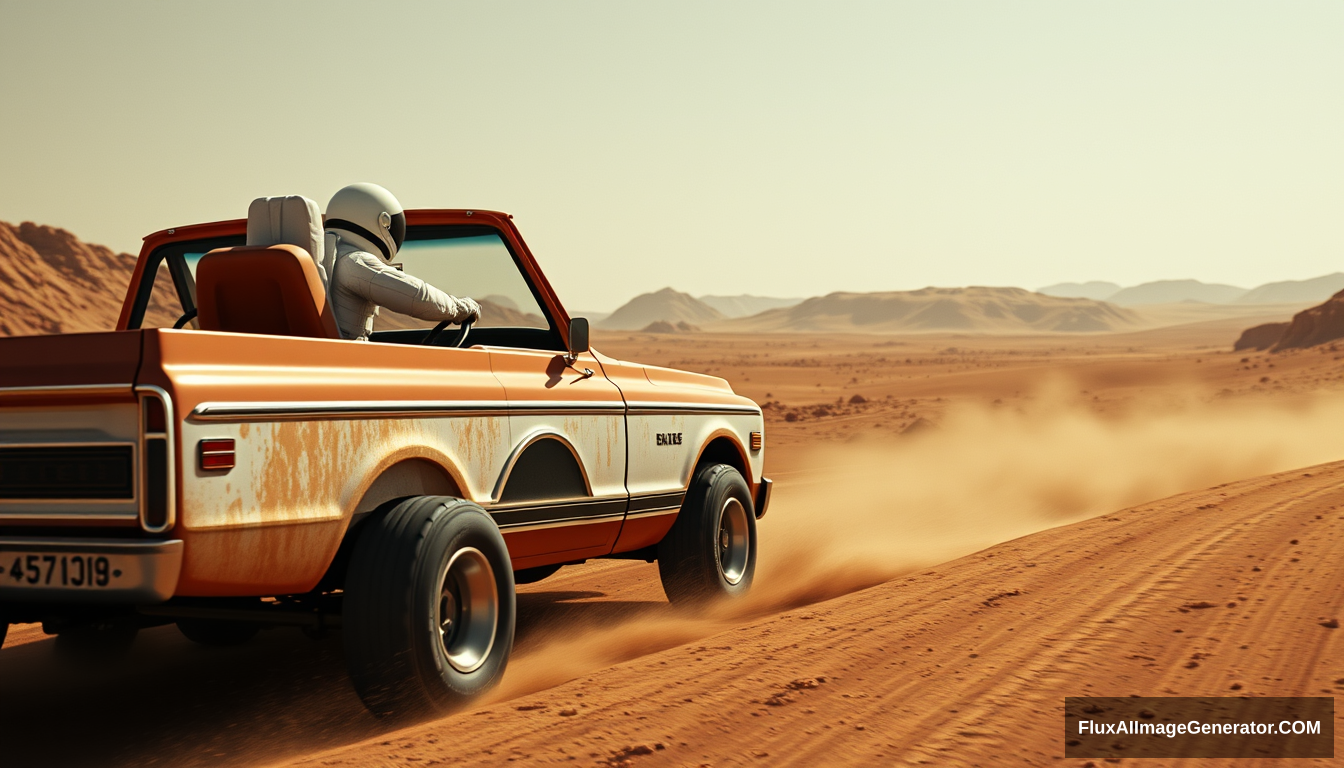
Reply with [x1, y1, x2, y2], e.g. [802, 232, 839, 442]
[320, 183, 480, 341]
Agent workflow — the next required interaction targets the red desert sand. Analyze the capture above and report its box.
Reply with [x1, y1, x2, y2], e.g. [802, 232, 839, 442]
[2, 323, 1342, 766]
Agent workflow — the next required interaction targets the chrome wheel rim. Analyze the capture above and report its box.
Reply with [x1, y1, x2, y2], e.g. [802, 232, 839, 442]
[436, 547, 498, 674]
[716, 497, 750, 586]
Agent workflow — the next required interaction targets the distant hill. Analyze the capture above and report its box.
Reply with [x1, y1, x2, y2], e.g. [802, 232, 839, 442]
[721, 287, 1141, 334]
[1037, 281, 1121, 301]
[697, 294, 804, 318]
[1107, 279, 1248, 306]
[1236, 273, 1344, 305]
[0, 220, 176, 336]
[597, 287, 726, 331]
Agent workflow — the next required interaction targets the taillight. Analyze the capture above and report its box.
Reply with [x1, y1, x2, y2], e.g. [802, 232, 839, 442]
[199, 439, 235, 471]
[137, 387, 175, 532]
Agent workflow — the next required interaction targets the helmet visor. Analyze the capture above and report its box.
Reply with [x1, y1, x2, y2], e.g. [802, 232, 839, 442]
[389, 212, 406, 253]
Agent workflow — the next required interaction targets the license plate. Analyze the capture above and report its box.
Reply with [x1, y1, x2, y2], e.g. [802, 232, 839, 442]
[5, 552, 126, 589]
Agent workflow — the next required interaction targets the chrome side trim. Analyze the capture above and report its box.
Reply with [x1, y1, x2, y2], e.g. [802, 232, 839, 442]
[0, 537, 183, 604]
[191, 400, 512, 422]
[492, 430, 594, 502]
[189, 398, 754, 422]
[625, 401, 761, 416]
[136, 385, 176, 533]
[488, 495, 626, 527]
[0, 441, 138, 506]
[508, 400, 626, 415]
[628, 490, 686, 513]
[624, 507, 680, 521]
[0, 383, 134, 399]
[497, 513, 626, 533]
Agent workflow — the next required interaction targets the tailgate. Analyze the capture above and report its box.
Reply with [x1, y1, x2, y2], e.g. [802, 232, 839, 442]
[0, 331, 152, 527]
[0, 330, 143, 392]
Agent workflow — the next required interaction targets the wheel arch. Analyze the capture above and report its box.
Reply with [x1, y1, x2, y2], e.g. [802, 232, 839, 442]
[344, 448, 470, 524]
[692, 431, 751, 484]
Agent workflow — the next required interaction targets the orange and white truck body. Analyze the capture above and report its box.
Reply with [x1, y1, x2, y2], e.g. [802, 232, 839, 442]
[0, 210, 768, 612]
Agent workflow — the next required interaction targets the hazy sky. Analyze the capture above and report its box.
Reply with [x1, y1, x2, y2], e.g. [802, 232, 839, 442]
[2, 1, 1341, 311]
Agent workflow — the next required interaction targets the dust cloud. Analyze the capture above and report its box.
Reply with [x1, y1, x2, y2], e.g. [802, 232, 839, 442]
[491, 385, 1344, 702]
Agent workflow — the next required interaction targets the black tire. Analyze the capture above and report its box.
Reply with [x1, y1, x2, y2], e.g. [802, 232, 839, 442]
[343, 496, 515, 719]
[0, 622, 7, 649]
[177, 618, 260, 647]
[657, 464, 757, 605]
[54, 617, 138, 664]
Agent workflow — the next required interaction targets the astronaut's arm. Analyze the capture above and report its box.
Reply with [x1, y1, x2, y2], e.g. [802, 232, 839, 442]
[342, 252, 481, 323]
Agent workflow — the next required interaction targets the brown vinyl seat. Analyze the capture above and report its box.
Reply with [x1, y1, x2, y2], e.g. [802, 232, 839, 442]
[195, 244, 340, 338]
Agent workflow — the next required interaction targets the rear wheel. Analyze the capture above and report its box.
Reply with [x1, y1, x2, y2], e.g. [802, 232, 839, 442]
[657, 464, 757, 605]
[343, 496, 515, 719]
[177, 618, 260, 647]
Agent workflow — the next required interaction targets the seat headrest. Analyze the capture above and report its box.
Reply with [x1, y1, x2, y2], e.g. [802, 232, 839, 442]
[246, 196, 327, 284]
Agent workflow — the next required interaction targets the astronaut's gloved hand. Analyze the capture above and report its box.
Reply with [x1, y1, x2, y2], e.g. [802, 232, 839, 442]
[456, 297, 481, 325]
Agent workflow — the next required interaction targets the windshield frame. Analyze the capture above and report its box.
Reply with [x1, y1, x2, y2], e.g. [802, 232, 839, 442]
[119, 210, 573, 348]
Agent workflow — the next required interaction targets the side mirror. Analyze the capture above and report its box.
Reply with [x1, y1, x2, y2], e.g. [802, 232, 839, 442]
[566, 317, 590, 363]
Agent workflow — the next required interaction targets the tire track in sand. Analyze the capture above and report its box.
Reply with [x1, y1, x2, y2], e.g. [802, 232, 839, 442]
[284, 461, 1344, 768]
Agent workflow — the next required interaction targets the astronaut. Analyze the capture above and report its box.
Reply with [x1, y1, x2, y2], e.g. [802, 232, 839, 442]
[321, 182, 480, 341]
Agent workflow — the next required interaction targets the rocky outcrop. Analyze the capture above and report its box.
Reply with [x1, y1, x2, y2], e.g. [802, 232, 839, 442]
[1233, 322, 1290, 352]
[1270, 290, 1344, 351]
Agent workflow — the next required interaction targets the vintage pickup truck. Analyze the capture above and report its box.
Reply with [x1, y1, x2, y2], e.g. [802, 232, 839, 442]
[0, 200, 769, 717]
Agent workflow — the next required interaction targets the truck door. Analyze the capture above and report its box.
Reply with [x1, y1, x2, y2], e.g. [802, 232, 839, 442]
[383, 222, 628, 568]
[488, 346, 628, 566]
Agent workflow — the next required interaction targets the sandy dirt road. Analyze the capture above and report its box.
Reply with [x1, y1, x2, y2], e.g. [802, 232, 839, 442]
[2, 330, 1342, 766]
[281, 461, 1344, 767]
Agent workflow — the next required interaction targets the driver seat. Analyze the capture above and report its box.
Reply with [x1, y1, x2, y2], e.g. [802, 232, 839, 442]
[195, 196, 341, 339]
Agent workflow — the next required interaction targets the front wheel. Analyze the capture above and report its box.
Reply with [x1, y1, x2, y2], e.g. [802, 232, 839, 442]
[343, 496, 515, 719]
[657, 464, 757, 605]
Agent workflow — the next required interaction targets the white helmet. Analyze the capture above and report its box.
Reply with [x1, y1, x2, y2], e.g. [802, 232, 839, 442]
[324, 182, 406, 263]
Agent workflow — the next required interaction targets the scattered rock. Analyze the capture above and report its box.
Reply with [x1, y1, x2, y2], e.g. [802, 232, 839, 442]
[902, 417, 935, 435]
[848, 394, 867, 404]
[983, 589, 1022, 607]
[1320, 619, 1339, 629]
[1181, 601, 1218, 611]
[558, 708, 578, 717]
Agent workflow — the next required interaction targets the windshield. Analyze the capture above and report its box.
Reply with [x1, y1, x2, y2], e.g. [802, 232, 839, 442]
[129, 224, 556, 342]
[377, 228, 550, 331]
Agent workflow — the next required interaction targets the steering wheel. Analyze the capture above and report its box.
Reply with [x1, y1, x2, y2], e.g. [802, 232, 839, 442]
[422, 319, 473, 348]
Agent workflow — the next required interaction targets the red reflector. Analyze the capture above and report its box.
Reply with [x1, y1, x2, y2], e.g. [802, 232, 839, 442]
[143, 398, 166, 433]
[199, 439, 235, 471]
